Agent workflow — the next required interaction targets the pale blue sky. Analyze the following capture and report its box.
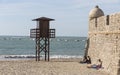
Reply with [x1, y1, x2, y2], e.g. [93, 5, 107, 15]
[0, 0, 120, 36]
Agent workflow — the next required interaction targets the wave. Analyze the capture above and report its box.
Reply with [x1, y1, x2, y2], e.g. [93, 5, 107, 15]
[50, 55, 83, 58]
[3, 55, 35, 59]
[0, 55, 35, 60]
[0, 55, 83, 60]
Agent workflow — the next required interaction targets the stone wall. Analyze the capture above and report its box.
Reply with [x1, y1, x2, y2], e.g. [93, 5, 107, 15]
[88, 12, 120, 75]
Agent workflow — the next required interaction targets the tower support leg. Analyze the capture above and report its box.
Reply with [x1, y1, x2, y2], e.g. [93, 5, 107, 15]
[35, 38, 40, 61]
[35, 37, 50, 61]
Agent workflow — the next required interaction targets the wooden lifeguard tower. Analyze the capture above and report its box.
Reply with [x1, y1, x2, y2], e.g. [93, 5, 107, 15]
[30, 17, 55, 61]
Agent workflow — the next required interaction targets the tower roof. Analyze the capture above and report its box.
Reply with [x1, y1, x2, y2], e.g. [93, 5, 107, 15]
[89, 5, 104, 20]
[32, 17, 54, 21]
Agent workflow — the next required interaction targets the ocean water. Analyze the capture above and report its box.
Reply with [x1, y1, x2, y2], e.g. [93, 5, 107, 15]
[0, 36, 87, 60]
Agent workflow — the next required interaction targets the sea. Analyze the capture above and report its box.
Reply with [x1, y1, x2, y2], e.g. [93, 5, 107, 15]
[0, 36, 87, 60]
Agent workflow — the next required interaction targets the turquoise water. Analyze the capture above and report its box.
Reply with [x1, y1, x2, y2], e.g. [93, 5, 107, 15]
[0, 36, 87, 59]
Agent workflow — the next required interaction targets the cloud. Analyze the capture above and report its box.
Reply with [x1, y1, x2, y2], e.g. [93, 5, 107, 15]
[93, 0, 119, 3]
[72, 0, 119, 9]
[75, 0, 119, 3]
[0, 1, 49, 16]
[0, 0, 73, 17]
[0, 2, 30, 15]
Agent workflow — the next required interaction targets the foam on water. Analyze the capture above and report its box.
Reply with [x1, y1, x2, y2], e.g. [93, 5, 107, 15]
[50, 55, 83, 59]
[0, 55, 83, 60]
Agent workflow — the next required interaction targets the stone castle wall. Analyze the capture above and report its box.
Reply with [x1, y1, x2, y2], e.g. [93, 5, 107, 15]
[88, 12, 120, 75]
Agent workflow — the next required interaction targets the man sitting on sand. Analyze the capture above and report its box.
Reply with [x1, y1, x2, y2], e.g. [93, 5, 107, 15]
[80, 56, 91, 64]
[87, 59, 102, 70]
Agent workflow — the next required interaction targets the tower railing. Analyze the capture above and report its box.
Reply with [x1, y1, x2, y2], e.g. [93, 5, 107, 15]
[30, 28, 55, 38]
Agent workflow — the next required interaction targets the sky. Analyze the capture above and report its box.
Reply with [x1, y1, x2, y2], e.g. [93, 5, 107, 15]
[0, 0, 120, 37]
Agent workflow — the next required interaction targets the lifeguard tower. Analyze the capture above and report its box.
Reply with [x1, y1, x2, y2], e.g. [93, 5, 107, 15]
[30, 17, 55, 61]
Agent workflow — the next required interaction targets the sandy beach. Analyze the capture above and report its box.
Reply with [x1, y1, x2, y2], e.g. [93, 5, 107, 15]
[0, 58, 110, 75]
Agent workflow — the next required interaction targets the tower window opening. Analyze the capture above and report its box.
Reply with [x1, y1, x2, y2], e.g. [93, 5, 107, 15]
[106, 15, 109, 25]
[95, 18, 97, 27]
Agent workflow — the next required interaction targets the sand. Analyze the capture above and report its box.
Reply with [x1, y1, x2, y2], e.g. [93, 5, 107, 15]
[0, 58, 110, 75]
